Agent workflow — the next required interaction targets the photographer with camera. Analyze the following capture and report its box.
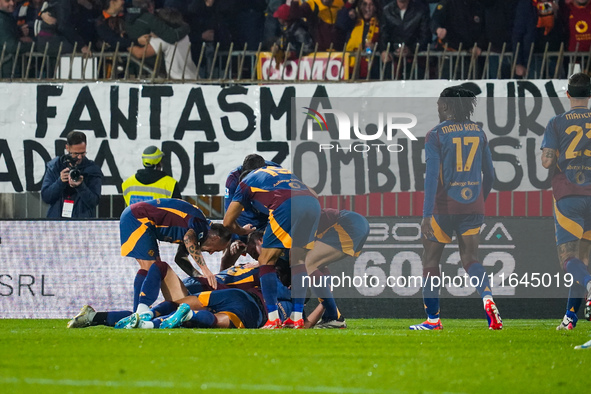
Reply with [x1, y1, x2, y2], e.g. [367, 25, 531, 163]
[41, 131, 103, 218]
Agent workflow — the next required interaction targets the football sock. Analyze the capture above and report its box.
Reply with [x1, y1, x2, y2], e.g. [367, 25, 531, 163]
[291, 264, 308, 315]
[139, 321, 154, 329]
[566, 282, 585, 318]
[138, 261, 169, 308]
[98, 311, 132, 327]
[133, 269, 148, 311]
[151, 301, 177, 317]
[466, 261, 493, 298]
[259, 265, 279, 314]
[267, 310, 280, 321]
[310, 269, 338, 321]
[423, 267, 440, 320]
[565, 258, 591, 289]
[188, 310, 217, 328]
[151, 318, 162, 329]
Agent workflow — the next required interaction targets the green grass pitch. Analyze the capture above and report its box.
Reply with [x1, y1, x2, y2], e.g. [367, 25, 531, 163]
[1, 319, 589, 393]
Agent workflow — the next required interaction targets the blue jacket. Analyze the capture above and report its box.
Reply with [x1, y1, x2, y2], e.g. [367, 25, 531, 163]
[41, 156, 103, 218]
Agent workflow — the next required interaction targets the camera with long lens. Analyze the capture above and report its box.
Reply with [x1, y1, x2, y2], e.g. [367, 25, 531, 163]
[61, 154, 82, 182]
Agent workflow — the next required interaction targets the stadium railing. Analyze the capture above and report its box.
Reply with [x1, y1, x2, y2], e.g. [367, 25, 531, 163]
[0, 41, 583, 82]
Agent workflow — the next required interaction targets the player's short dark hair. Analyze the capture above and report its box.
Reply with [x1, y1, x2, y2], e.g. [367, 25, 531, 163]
[66, 131, 87, 146]
[567, 73, 591, 98]
[439, 86, 477, 122]
[247, 230, 264, 245]
[242, 154, 266, 173]
[209, 223, 232, 244]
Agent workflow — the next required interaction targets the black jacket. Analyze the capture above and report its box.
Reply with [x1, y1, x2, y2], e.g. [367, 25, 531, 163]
[0, 10, 33, 77]
[431, 0, 485, 50]
[380, 0, 431, 52]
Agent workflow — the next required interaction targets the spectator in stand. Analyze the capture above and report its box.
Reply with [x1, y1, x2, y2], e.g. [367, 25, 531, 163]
[512, 0, 567, 78]
[482, 0, 516, 78]
[271, 3, 314, 61]
[125, 0, 189, 45]
[96, 0, 150, 49]
[14, 0, 42, 40]
[379, 0, 430, 78]
[54, 0, 101, 54]
[566, 0, 591, 52]
[262, 0, 283, 50]
[431, 0, 485, 78]
[336, 0, 381, 79]
[139, 7, 199, 79]
[0, 0, 33, 77]
[289, 0, 347, 51]
[431, 0, 485, 52]
[233, 0, 266, 50]
[186, 0, 234, 77]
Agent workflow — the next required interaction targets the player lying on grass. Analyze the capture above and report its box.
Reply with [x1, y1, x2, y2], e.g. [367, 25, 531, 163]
[119, 287, 293, 329]
[67, 261, 290, 329]
[411, 86, 502, 331]
[541, 72, 591, 331]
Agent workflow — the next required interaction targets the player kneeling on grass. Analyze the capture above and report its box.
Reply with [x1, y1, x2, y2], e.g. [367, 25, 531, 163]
[411, 86, 502, 331]
[303, 208, 370, 329]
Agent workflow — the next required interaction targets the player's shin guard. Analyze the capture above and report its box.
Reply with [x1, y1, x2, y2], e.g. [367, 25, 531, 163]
[138, 261, 169, 308]
[564, 258, 591, 289]
[133, 269, 148, 311]
[310, 269, 338, 321]
[291, 264, 308, 317]
[259, 265, 279, 317]
[466, 261, 493, 298]
[422, 267, 440, 320]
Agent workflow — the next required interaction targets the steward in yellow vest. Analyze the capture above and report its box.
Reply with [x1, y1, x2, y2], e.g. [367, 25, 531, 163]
[121, 146, 181, 206]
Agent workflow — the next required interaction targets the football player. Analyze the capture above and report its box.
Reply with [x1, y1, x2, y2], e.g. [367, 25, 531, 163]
[223, 154, 321, 329]
[410, 86, 501, 330]
[541, 72, 591, 330]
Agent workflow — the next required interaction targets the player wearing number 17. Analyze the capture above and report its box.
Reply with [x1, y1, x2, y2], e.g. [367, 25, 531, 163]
[410, 86, 502, 331]
[540, 72, 591, 331]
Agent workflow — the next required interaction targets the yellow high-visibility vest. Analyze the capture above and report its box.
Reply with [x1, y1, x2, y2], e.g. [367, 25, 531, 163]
[122, 174, 178, 206]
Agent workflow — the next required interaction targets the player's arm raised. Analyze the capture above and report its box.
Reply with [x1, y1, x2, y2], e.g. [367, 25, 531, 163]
[541, 148, 557, 169]
[183, 229, 217, 289]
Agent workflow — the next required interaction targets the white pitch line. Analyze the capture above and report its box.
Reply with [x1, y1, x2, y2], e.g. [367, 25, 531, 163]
[0, 376, 401, 394]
